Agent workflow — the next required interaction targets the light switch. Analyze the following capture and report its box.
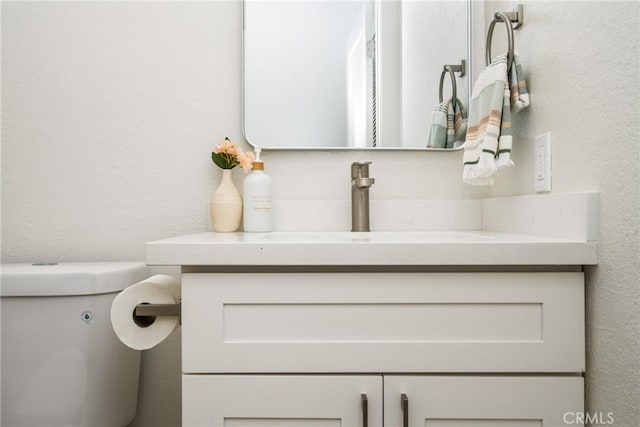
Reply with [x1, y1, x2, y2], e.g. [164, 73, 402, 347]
[534, 133, 552, 192]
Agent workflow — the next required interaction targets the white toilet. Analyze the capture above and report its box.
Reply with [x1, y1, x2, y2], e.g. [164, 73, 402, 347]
[1, 262, 150, 427]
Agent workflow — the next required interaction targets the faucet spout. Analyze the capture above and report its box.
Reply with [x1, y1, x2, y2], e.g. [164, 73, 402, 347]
[351, 162, 374, 232]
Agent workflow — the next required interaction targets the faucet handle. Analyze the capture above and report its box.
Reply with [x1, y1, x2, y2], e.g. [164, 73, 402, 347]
[351, 161, 372, 178]
[353, 177, 375, 189]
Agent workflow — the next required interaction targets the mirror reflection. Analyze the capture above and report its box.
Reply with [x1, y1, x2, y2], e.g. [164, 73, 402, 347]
[243, 0, 470, 150]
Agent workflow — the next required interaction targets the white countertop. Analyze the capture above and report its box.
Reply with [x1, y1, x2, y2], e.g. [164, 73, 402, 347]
[146, 231, 597, 266]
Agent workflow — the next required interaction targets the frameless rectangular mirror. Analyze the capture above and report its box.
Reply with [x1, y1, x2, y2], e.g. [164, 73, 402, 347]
[243, 0, 471, 150]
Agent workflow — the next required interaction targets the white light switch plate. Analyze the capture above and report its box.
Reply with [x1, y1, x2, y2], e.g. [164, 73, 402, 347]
[534, 133, 552, 192]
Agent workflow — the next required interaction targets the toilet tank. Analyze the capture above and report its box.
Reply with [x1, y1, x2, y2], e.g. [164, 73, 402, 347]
[1, 262, 150, 427]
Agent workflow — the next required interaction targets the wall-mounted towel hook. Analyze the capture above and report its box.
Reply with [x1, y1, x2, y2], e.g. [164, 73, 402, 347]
[444, 59, 465, 77]
[486, 5, 524, 73]
[442, 59, 467, 77]
[439, 66, 457, 113]
[493, 4, 524, 30]
[439, 59, 465, 114]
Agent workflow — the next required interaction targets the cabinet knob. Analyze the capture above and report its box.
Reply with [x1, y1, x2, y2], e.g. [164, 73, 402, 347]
[401, 393, 409, 427]
[361, 393, 368, 427]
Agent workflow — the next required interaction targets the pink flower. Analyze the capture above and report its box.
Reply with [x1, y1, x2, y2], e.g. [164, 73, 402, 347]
[214, 138, 235, 155]
[211, 137, 255, 172]
[238, 151, 256, 172]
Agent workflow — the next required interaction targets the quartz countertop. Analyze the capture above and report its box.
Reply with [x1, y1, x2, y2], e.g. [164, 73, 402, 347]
[146, 231, 597, 266]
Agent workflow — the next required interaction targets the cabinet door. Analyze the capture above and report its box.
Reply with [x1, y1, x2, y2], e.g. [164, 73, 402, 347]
[384, 376, 584, 427]
[183, 375, 382, 427]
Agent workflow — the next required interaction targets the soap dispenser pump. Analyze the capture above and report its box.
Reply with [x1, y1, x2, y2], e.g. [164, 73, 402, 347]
[243, 148, 272, 232]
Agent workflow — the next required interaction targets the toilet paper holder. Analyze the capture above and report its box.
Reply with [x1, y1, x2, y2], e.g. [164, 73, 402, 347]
[134, 302, 181, 325]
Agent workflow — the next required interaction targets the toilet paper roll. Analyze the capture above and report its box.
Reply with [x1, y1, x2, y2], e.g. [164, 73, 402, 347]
[111, 275, 181, 350]
[146, 273, 181, 301]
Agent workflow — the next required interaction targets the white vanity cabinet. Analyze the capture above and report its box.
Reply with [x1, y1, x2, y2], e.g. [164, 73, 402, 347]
[148, 194, 597, 426]
[180, 271, 585, 426]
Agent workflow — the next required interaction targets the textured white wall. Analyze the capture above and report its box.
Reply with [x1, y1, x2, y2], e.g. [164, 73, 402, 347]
[483, 1, 639, 425]
[1, 2, 483, 425]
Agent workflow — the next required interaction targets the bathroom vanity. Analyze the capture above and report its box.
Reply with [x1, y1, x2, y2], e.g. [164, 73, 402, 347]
[146, 193, 597, 426]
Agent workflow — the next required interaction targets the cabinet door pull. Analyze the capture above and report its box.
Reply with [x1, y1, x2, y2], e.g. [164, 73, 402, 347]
[361, 393, 368, 427]
[401, 393, 409, 427]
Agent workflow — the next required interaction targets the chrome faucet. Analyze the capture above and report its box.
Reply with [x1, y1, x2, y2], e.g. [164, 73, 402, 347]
[351, 162, 375, 232]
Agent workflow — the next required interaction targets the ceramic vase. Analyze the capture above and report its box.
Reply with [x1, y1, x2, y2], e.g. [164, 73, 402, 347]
[210, 169, 242, 232]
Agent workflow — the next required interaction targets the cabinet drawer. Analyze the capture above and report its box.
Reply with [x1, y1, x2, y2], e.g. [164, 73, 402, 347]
[182, 272, 584, 373]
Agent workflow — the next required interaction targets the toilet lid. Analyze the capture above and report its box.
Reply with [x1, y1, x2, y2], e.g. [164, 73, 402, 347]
[0, 262, 150, 296]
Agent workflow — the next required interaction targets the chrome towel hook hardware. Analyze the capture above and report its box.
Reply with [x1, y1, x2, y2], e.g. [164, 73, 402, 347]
[486, 4, 524, 73]
[505, 4, 524, 30]
[439, 59, 465, 110]
[439, 66, 457, 105]
[447, 59, 466, 77]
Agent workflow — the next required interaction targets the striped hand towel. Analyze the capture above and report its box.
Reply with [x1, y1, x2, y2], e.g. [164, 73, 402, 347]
[462, 55, 511, 185]
[427, 98, 468, 149]
[510, 53, 530, 113]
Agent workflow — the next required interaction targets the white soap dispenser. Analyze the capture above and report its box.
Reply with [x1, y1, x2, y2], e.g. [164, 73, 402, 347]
[243, 148, 272, 232]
